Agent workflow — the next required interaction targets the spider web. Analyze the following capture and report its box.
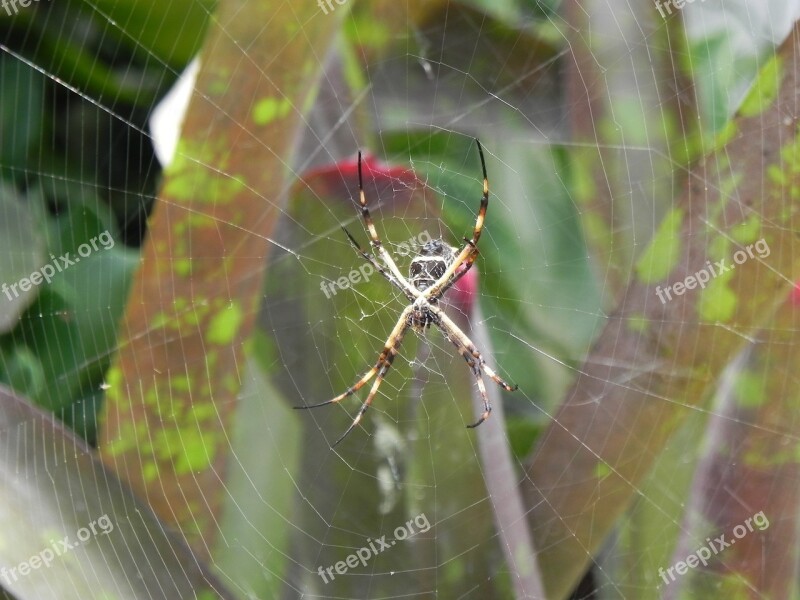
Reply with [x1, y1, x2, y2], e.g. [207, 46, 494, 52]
[0, 1, 799, 599]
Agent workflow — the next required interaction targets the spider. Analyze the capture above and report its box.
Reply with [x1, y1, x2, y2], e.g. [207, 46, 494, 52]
[295, 139, 517, 446]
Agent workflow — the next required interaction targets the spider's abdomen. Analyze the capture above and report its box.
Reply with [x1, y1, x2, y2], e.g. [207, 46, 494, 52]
[409, 239, 456, 292]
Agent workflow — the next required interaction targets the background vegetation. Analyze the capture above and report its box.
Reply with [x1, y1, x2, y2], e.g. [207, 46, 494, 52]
[0, 0, 798, 598]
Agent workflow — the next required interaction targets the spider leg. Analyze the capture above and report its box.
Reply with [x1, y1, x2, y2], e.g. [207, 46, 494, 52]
[332, 323, 409, 447]
[295, 306, 413, 447]
[439, 330, 493, 427]
[429, 306, 517, 427]
[436, 240, 479, 299]
[342, 227, 416, 302]
[434, 308, 517, 392]
[293, 365, 378, 409]
[357, 151, 420, 299]
[466, 364, 491, 429]
[425, 139, 489, 302]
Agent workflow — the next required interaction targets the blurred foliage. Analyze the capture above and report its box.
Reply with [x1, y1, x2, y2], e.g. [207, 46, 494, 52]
[0, 0, 184, 441]
[0, 387, 236, 599]
[0, 0, 794, 598]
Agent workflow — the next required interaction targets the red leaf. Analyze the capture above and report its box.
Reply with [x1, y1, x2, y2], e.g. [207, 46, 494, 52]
[297, 152, 421, 208]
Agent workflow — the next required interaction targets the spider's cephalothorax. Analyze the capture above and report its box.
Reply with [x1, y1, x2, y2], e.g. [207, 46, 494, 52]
[296, 139, 518, 447]
[409, 239, 457, 293]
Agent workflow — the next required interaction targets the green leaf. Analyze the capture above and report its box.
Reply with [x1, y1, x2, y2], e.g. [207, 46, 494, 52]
[635, 207, 685, 285]
[0, 185, 46, 333]
[0, 57, 45, 183]
[10, 208, 137, 434]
